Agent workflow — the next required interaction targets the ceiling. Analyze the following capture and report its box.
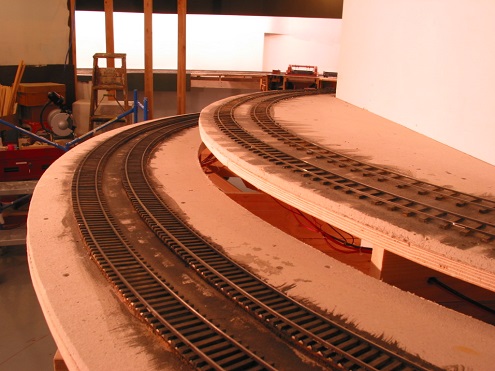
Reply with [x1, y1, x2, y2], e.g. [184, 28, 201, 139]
[75, 0, 343, 19]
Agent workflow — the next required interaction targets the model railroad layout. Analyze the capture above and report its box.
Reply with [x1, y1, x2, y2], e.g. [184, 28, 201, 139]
[69, 96, 451, 369]
[212, 89, 495, 247]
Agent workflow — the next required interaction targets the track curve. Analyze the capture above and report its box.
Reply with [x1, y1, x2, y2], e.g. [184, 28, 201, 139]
[212, 90, 495, 246]
[71, 113, 438, 370]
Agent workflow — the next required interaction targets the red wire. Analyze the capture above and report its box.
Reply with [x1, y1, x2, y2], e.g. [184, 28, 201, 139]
[271, 196, 372, 254]
[200, 156, 372, 255]
[199, 152, 218, 166]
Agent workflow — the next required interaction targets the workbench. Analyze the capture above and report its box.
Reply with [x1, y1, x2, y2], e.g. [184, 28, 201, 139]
[0, 180, 37, 248]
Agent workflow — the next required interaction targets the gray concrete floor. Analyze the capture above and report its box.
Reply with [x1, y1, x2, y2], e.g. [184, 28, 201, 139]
[0, 244, 56, 371]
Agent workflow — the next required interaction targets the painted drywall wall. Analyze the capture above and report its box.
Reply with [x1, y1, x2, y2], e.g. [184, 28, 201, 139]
[263, 17, 341, 73]
[75, 12, 341, 73]
[337, 0, 495, 165]
[0, 0, 69, 65]
[76, 13, 269, 71]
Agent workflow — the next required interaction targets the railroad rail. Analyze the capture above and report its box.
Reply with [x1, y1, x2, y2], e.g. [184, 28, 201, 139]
[72, 116, 277, 370]
[213, 90, 495, 246]
[72, 113, 437, 369]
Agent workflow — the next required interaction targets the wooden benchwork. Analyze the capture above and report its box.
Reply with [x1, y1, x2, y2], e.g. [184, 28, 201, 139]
[199, 93, 495, 294]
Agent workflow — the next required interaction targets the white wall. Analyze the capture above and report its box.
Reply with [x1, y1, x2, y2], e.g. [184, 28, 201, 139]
[263, 18, 341, 73]
[0, 0, 69, 65]
[337, 0, 495, 165]
[75, 12, 341, 73]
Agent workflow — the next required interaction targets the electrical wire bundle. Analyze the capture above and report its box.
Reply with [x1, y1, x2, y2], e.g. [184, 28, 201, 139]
[272, 196, 372, 254]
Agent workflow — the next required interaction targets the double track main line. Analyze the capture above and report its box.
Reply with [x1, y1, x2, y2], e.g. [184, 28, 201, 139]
[213, 90, 495, 245]
[73, 116, 276, 370]
[72, 113, 437, 370]
[122, 120, 433, 370]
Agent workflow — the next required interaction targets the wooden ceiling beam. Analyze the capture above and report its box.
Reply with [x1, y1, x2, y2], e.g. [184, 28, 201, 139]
[75, 0, 343, 19]
[177, 0, 186, 115]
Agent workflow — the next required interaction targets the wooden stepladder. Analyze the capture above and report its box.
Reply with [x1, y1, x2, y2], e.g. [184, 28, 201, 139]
[89, 53, 129, 130]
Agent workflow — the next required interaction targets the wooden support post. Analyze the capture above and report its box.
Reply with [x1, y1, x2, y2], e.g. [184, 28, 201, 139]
[53, 349, 69, 371]
[104, 0, 115, 58]
[177, 0, 187, 115]
[144, 0, 154, 119]
[369, 243, 383, 279]
[69, 0, 78, 100]
[104, 0, 115, 100]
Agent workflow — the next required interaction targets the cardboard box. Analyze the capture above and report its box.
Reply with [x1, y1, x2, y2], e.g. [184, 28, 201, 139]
[17, 83, 65, 107]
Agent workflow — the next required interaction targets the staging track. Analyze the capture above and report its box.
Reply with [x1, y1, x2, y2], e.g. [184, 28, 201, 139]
[72, 112, 437, 370]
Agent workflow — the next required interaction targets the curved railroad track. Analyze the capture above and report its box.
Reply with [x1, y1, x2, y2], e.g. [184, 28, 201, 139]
[72, 116, 278, 370]
[213, 89, 495, 246]
[71, 112, 438, 370]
